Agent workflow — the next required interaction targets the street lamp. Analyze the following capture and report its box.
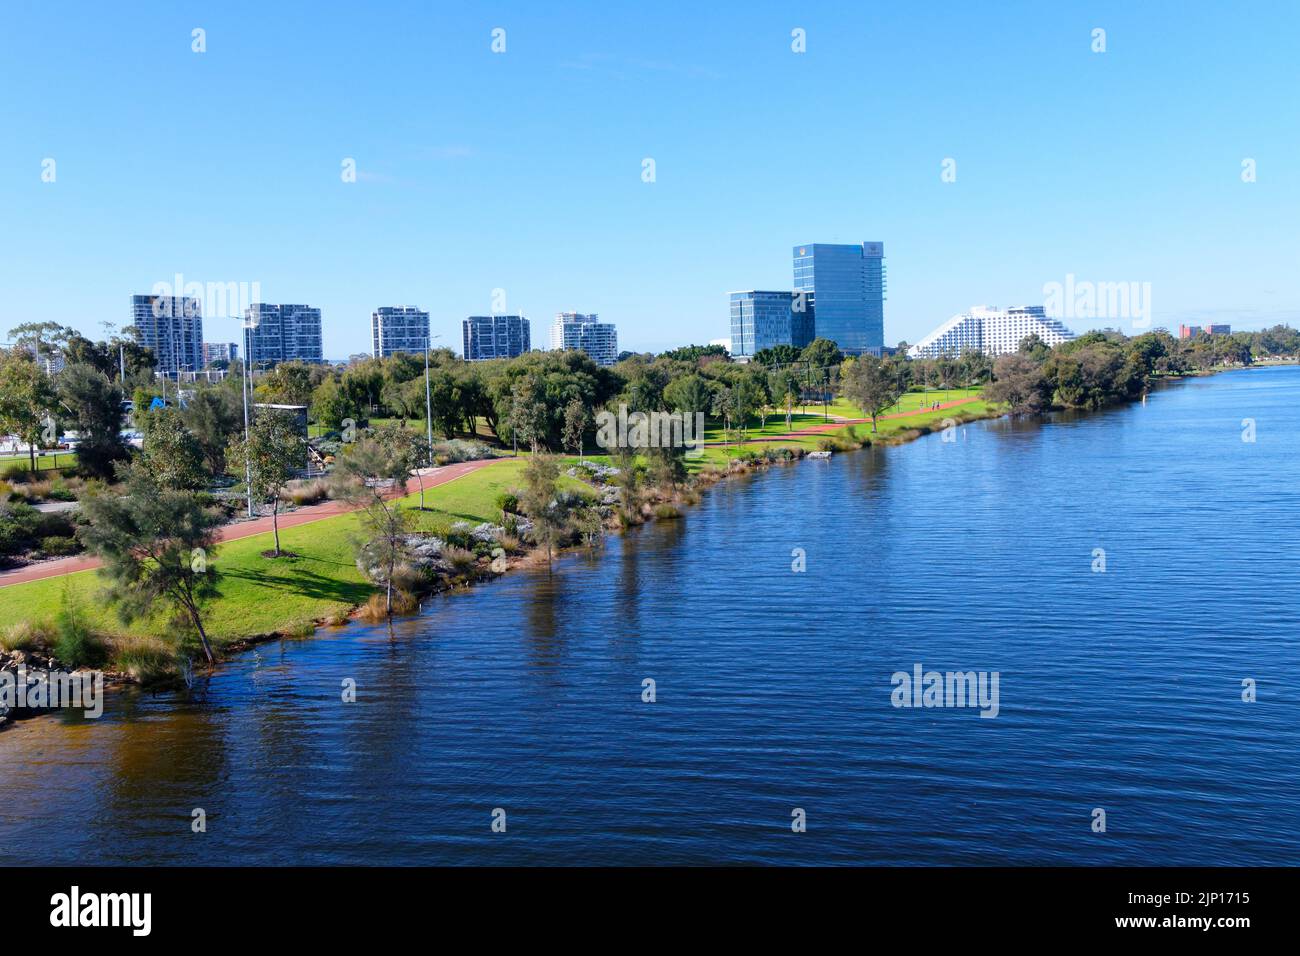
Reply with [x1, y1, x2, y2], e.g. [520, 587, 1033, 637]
[424, 333, 442, 469]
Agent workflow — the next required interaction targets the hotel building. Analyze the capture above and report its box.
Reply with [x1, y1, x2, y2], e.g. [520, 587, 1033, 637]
[908, 305, 1076, 358]
[792, 242, 886, 355]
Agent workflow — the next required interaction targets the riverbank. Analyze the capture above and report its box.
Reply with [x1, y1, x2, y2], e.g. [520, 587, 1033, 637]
[0, 393, 1012, 693]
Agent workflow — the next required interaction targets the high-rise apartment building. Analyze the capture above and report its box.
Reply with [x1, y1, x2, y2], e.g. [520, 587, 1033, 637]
[243, 304, 323, 367]
[202, 342, 239, 366]
[130, 294, 204, 375]
[550, 312, 618, 366]
[908, 305, 1075, 358]
[792, 242, 886, 355]
[463, 315, 531, 361]
[371, 306, 430, 358]
[728, 291, 815, 359]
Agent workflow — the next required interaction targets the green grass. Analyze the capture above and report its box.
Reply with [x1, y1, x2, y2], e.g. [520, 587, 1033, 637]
[689, 394, 998, 470]
[0, 451, 79, 474]
[0, 458, 543, 649]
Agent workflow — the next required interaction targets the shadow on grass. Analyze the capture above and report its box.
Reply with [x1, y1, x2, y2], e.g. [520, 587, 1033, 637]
[221, 564, 373, 605]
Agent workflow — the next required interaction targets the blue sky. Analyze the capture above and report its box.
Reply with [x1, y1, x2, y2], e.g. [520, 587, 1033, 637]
[1, 1, 1296, 357]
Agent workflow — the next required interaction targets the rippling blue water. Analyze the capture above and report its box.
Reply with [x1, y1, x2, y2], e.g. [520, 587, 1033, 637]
[3, 366, 1298, 865]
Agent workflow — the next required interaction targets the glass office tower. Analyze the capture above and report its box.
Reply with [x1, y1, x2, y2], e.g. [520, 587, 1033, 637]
[729, 291, 815, 359]
[792, 242, 885, 354]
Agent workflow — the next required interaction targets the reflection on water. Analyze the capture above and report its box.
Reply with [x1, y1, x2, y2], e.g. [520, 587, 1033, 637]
[2, 367, 1299, 865]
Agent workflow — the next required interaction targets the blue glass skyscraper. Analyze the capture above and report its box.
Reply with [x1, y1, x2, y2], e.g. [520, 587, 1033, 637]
[792, 242, 886, 354]
[729, 291, 815, 358]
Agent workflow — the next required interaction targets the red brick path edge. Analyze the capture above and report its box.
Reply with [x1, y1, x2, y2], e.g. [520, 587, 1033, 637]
[0, 458, 506, 589]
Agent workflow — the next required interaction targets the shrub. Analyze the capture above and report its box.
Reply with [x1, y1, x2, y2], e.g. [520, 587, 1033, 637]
[0, 500, 41, 556]
[442, 545, 478, 573]
[494, 491, 519, 516]
[283, 477, 331, 506]
[430, 439, 495, 464]
[653, 503, 682, 519]
[46, 480, 77, 502]
[53, 590, 106, 668]
[390, 561, 430, 594]
[359, 590, 418, 621]
[39, 535, 80, 557]
[33, 510, 75, 540]
[0, 619, 54, 652]
[109, 635, 177, 684]
[22, 479, 53, 500]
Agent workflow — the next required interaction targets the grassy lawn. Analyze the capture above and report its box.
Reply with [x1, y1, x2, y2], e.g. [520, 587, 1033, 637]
[688, 396, 997, 471]
[0, 458, 554, 648]
[0, 451, 79, 474]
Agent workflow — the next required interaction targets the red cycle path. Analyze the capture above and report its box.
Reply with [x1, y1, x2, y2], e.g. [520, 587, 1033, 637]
[0, 458, 504, 589]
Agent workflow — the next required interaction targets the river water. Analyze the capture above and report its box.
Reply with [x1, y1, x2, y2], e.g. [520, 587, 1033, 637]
[2, 366, 1298, 865]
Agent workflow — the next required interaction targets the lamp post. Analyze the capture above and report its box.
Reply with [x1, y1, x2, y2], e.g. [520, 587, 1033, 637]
[240, 317, 256, 519]
[424, 334, 442, 469]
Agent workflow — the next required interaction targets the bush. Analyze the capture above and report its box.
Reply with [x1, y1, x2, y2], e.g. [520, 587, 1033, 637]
[494, 491, 519, 516]
[359, 590, 418, 621]
[283, 477, 331, 506]
[39, 536, 80, 557]
[442, 545, 478, 572]
[34, 510, 75, 540]
[0, 500, 41, 556]
[430, 439, 495, 464]
[45, 479, 77, 502]
[0, 619, 54, 652]
[109, 635, 177, 684]
[53, 591, 106, 668]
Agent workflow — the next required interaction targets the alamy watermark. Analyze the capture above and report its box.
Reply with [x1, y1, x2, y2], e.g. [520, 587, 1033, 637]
[595, 404, 706, 459]
[1, 667, 104, 718]
[1043, 273, 1152, 329]
[151, 272, 262, 319]
[890, 663, 1000, 718]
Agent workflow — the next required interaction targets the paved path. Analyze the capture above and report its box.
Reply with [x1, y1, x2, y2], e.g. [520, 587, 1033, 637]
[0, 458, 505, 589]
[706, 396, 979, 446]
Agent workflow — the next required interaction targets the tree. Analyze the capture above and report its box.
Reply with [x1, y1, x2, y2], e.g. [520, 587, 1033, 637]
[138, 407, 208, 489]
[78, 465, 223, 663]
[519, 451, 567, 570]
[840, 354, 903, 432]
[562, 398, 588, 459]
[663, 373, 713, 418]
[331, 426, 417, 616]
[310, 375, 360, 431]
[56, 363, 126, 478]
[7, 322, 69, 364]
[504, 376, 549, 454]
[254, 361, 317, 407]
[0, 349, 57, 471]
[985, 353, 1051, 414]
[181, 386, 242, 474]
[752, 344, 801, 367]
[799, 337, 844, 370]
[226, 409, 304, 556]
